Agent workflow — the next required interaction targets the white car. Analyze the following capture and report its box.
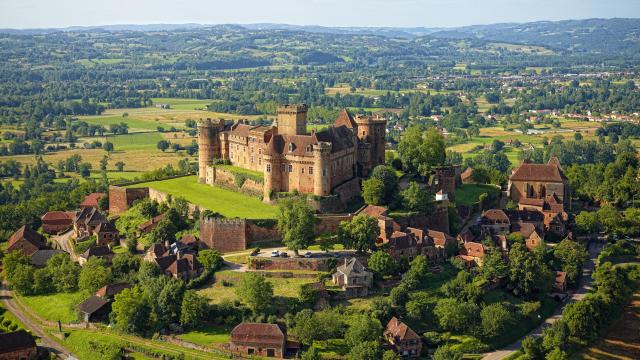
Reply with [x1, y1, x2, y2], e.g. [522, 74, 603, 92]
[270, 250, 280, 257]
[304, 252, 313, 258]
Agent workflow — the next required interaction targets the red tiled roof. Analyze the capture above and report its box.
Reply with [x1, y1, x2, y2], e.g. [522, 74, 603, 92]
[510, 159, 566, 182]
[334, 108, 357, 129]
[41, 211, 72, 222]
[7, 225, 46, 256]
[384, 317, 420, 342]
[138, 213, 166, 232]
[428, 229, 453, 247]
[359, 205, 388, 219]
[95, 283, 131, 298]
[482, 209, 510, 223]
[230, 323, 285, 346]
[463, 242, 486, 258]
[80, 193, 106, 208]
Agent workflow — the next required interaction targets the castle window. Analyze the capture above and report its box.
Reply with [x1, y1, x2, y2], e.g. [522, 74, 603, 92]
[301, 167, 305, 174]
[322, 168, 328, 177]
[259, 149, 262, 155]
[266, 164, 271, 172]
[309, 166, 313, 175]
[259, 158, 262, 165]
[288, 164, 293, 172]
[306, 145, 312, 152]
[281, 163, 286, 172]
[250, 155, 254, 163]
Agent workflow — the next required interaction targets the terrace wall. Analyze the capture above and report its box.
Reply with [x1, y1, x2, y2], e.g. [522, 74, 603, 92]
[109, 186, 149, 216]
[207, 167, 263, 197]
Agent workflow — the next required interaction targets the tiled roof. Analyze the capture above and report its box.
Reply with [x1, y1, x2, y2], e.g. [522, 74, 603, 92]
[427, 229, 453, 247]
[41, 211, 72, 222]
[463, 242, 486, 258]
[7, 225, 46, 255]
[384, 317, 420, 341]
[388, 232, 416, 250]
[80, 192, 106, 208]
[359, 205, 388, 219]
[95, 283, 132, 298]
[137, 213, 165, 232]
[230, 323, 285, 346]
[334, 108, 357, 129]
[511, 222, 537, 238]
[0, 330, 36, 352]
[83, 245, 114, 258]
[336, 258, 368, 276]
[482, 209, 510, 224]
[510, 158, 566, 182]
[264, 125, 355, 156]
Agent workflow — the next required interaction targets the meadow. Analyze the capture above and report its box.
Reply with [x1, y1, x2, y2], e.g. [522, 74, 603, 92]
[126, 175, 277, 219]
[19, 291, 84, 324]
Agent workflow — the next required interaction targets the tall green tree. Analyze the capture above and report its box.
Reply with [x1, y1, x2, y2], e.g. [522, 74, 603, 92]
[397, 127, 446, 177]
[276, 198, 317, 255]
[111, 286, 151, 334]
[78, 257, 113, 293]
[236, 272, 274, 313]
[338, 214, 379, 253]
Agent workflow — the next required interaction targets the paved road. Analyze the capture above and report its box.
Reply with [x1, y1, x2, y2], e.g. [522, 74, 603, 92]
[482, 240, 603, 360]
[51, 230, 77, 261]
[0, 283, 75, 359]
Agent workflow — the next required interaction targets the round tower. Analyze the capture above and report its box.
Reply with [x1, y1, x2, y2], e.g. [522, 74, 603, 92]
[198, 119, 217, 183]
[313, 142, 332, 197]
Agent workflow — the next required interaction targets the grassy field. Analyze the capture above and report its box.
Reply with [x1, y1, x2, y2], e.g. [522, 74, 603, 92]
[579, 291, 640, 359]
[178, 324, 232, 346]
[126, 175, 277, 219]
[197, 270, 317, 305]
[0, 304, 26, 332]
[20, 291, 85, 324]
[150, 98, 213, 110]
[455, 184, 500, 207]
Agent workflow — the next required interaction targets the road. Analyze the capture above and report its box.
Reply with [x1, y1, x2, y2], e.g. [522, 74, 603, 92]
[51, 230, 77, 261]
[482, 240, 603, 360]
[0, 283, 75, 359]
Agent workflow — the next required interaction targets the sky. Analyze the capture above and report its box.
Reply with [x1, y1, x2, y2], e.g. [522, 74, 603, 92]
[1, 0, 639, 29]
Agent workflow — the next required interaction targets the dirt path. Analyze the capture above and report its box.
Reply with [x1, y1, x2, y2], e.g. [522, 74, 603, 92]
[51, 230, 77, 261]
[0, 283, 76, 359]
[482, 240, 603, 360]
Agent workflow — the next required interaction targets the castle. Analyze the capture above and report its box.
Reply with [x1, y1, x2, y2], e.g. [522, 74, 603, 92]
[198, 104, 386, 201]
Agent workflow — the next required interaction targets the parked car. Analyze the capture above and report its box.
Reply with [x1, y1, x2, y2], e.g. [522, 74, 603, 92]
[250, 248, 260, 256]
[304, 251, 312, 258]
[280, 252, 289, 258]
[270, 250, 280, 257]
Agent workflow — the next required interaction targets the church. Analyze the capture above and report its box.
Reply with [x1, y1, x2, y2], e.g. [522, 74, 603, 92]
[198, 104, 387, 201]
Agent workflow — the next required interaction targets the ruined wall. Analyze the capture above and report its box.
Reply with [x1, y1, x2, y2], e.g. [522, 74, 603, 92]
[393, 203, 451, 234]
[248, 257, 334, 271]
[333, 177, 361, 203]
[315, 214, 353, 235]
[109, 186, 149, 216]
[209, 167, 263, 197]
[200, 218, 248, 253]
[148, 188, 203, 216]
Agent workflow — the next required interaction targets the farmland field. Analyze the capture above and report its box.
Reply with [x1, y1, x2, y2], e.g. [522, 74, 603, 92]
[125, 175, 277, 219]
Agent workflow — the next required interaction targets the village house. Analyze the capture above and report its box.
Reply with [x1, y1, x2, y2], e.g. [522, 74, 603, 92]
[332, 258, 374, 298]
[384, 317, 422, 357]
[95, 221, 119, 246]
[456, 242, 487, 267]
[554, 271, 568, 293]
[73, 207, 107, 238]
[79, 192, 106, 209]
[0, 330, 38, 360]
[77, 295, 110, 323]
[78, 245, 115, 266]
[145, 243, 203, 281]
[40, 211, 74, 234]
[7, 225, 47, 257]
[95, 283, 132, 299]
[29, 249, 64, 267]
[480, 209, 511, 234]
[511, 222, 544, 251]
[386, 231, 419, 261]
[508, 157, 570, 210]
[137, 213, 166, 236]
[229, 322, 286, 358]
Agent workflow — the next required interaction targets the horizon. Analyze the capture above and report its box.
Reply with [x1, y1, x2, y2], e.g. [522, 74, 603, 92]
[1, 0, 639, 29]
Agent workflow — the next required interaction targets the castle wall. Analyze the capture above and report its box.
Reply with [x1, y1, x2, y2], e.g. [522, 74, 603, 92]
[392, 203, 451, 234]
[248, 257, 334, 271]
[200, 218, 280, 253]
[207, 166, 263, 196]
[109, 186, 149, 216]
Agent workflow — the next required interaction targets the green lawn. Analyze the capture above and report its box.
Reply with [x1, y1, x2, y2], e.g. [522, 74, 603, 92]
[150, 98, 213, 110]
[215, 164, 264, 179]
[20, 291, 85, 324]
[313, 338, 349, 357]
[126, 176, 277, 219]
[104, 132, 165, 151]
[455, 184, 500, 207]
[197, 270, 317, 305]
[80, 115, 161, 131]
[178, 324, 231, 345]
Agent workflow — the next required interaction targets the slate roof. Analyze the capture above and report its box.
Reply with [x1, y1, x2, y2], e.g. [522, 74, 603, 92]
[30, 249, 64, 267]
[0, 330, 36, 353]
[336, 258, 368, 276]
[230, 323, 285, 346]
[77, 295, 109, 315]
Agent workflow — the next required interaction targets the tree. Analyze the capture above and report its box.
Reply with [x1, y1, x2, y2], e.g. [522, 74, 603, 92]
[197, 249, 223, 272]
[574, 211, 600, 235]
[368, 251, 396, 277]
[236, 273, 273, 313]
[338, 214, 379, 253]
[397, 127, 446, 177]
[382, 350, 401, 360]
[157, 140, 170, 152]
[542, 320, 569, 352]
[480, 303, 516, 339]
[156, 278, 186, 325]
[301, 346, 321, 360]
[522, 336, 544, 360]
[149, 218, 178, 245]
[10, 264, 35, 295]
[2, 250, 30, 280]
[481, 249, 510, 280]
[103, 141, 114, 152]
[345, 315, 382, 347]
[78, 257, 113, 293]
[441, 271, 483, 303]
[432, 345, 463, 360]
[111, 286, 151, 334]
[111, 253, 140, 281]
[362, 178, 386, 205]
[137, 261, 161, 283]
[553, 239, 588, 286]
[115, 161, 125, 172]
[276, 198, 317, 255]
[370, 165, 399, 205]
[401, 182, 433, 213]
[348, 341, 381, 360]
[180, 290, 209, 328]
[546, 348, 569, 360]
[79, 162, 92, 178]
[45, 253, 80, 293]
[508, 243, 553, 298]
[433, 298, 480, 333]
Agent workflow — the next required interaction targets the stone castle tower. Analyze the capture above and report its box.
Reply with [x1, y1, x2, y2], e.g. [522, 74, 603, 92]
[276, 104, 308, 136]
[197, 118, 224, 183]
[354, 114, 387, 175]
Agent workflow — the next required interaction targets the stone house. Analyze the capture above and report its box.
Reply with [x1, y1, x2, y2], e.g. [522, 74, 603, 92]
[386, 231, 419, 261]
[137, 213, 166, 236]
[95, 221, 119, 246]
[229, 323, 286, 358]
[384, 317, 422, 357]
[0, 330, 38, 360]
[457, 242, 486, 267]
[481, 209, 511, 234]
[73, 207, 106, 238]
[95, 283, 132, 299]
[508, 157, 570, 209]
[77, 295, 110, 323]
[7, 225, 47, 257]
[78, 245, 114, 266]
[40, 211, 74, 234]
[332, 258, 373, 298]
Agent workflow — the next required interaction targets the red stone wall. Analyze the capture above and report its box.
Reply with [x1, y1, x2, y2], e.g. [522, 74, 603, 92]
[109, 186, 149, 216]
[200, 218, 248, 253]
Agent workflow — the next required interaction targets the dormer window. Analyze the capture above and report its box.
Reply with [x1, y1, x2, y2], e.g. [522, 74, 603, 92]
[306, 145, 313, 152]
[288, 143, 294, 152]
